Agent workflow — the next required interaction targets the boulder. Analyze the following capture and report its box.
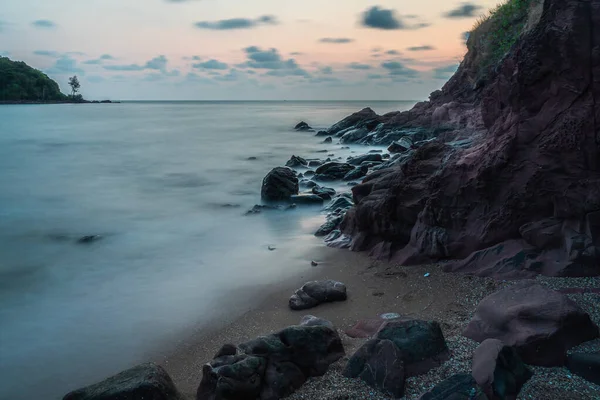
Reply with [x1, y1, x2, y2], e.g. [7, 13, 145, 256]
[322, 137, 333, 144]
[299, 179, 318, 189]
[326, 107, 379, 136]
[315, 130, 329, 136]
[472, 339, 532, 400]
[304, 170, 315, 177]
[290, 194, 324, 205]
[307, 160, 323, 168]
[289, 280, 347, 310]
[387, 137, 413, 153]
[566, 352, 600, 385]
[286, 155, 308, 168]
[313, 162, 354, 181]
[343, 339, 405, 397]
[197, 325, 344, 400]
[347, 153, 383, 166]
[323, 195, 354, 213]
[261, 167, 299, 201]
[340, 128, 369, 143]
[294, 121, 313, 131]
[343, 166, 368, 182]
[463, 282, 599, 366]
[312, 186, 336, 200]
[63, 363, 185, 400]
[315, 215, 344, 237]
[324, 230, 352, 248]
[376, 319, 449, 376]
[345, 313, 402, 338]
[300, 315, 334, 329]
[418, 374, 488, 400]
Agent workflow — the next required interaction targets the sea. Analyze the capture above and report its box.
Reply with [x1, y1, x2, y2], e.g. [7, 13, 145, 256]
[0, 100, 415, 399]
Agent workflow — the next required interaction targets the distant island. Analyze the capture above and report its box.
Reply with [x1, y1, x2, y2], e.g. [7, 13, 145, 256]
[0, 56, 118, 104]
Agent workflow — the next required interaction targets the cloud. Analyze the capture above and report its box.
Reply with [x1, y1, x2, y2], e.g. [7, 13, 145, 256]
[194, 15, 277, 30]
[290, 52, 303, 56]
[443, 3, 483, 18]
[386, 50, 401, 55]
[361, 7, 429, 30]
[381, 61, 420, 78]
[347, 62, 371, 70]
[214, 69, 243, 82]
[371, 47, 382, 53]
[83, 54, 115, 65]
[407, 45, 435, 51]
[33, 50, 60, 57]
[319, 38, 354, 44]
[45, 56, 85, 75]
[104, 55, 168, 72]
[320, 66, 333, 74]
[184, 72, 217, 85]
[32, 20, 57, 29]
[367, 74, 384, 79]
[193, 59, 229, 70]
[433, 64, 459, 79]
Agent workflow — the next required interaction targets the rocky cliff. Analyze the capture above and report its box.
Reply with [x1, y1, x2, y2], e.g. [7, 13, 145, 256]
[337, 0, 600, 279]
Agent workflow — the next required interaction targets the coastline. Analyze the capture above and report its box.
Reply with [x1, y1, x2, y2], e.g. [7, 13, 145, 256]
[0, 100, 119, 105]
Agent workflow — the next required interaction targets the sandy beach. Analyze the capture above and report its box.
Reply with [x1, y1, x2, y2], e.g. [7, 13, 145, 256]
[156, 246, 600, 399]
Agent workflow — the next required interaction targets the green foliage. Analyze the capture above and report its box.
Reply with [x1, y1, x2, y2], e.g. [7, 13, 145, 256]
[0, 56, 67, 102]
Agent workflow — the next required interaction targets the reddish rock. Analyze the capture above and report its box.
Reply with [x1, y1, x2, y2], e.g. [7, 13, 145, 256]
[463, 282, 599, 366]
[335, 0, 600, 278]
[472, 339, 532, 400]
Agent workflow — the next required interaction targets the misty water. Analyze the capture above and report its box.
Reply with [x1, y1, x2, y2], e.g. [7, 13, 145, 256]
[0, 101, 415, 399]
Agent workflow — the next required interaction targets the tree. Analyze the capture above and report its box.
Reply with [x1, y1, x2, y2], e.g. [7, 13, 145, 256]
[68, 75, 80, 97]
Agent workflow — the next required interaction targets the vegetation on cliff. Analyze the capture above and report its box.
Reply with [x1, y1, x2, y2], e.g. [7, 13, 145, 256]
[0, 56, 68, 102]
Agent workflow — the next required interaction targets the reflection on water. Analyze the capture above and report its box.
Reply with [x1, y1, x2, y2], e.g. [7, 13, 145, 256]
[0, 101, 414, 399]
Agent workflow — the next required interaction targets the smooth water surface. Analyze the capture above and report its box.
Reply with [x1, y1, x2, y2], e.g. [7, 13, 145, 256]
[0, 101, 414, 399]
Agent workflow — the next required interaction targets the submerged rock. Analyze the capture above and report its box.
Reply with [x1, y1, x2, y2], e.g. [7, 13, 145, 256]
[285, 155, 308, 168]
[289, 280, 347, 310]
[290, 194, 324, 205]
[312, 185, 336, 200]
[63, 363, 184, 400]
[313, 162, 354, 181]
[294, 121, 313, 131]
[463, 282, 599, 366]
[246, 204, 296, 215]
[77, 235, 102, 244]
[322, 136, 333, 144]
[261, 167, 299, 201]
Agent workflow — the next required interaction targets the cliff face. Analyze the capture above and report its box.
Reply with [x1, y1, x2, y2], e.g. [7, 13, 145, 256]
[340, 0, 600, 278]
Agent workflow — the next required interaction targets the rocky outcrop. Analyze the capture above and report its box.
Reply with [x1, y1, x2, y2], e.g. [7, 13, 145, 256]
[333, 0, 600, 278]
[63, 363, 185, 400]
[289, 280, 347, 310]
[261, 167, 298, 201]
[294, 121, 313, 131]
[463, 282, 599, 366]
[313, 162, 354, 181]
[418, 374, 488, 400]
[196, 324, 344, 400]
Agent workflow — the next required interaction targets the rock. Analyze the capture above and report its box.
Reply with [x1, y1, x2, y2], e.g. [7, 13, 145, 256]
[62, 363, 185, 400]
[312, 186, 336, 200]
[246, 204, 296, 215]
[307, 160, 323, 167]
[77, 235, 102, 244]
[247, 156, 258, 160]
[343, 339, 405, 397]
[418, 374, 488, 400]
[322, 136, 333, 143]
[289, 280, 347, 310]
[286, 155, 308, 168]
[376, 319, 449, 376]
[261, 167, 299, 201]
[345, 313, 402, 338]
[300, 315, 333, 328]
[323, 195, 354, 213]
[324, 230, 353, 249]
[215, 343, 238, 358]
[310, 260, 318, 267]
[197, 325, 344, 400]
[315, 215, 344, 237]
[313, 162, 354, 181]
[315, 130, 329, 136]
[463, 282, 599, 366]
[472, 339, 533, 400]
[304, 170, 315, 177]
[343, 166, 368, 181]
[290, 194, 324, 205]
[294, 121, 313, 131]
[299, 179, 318, 189]
[387, 137, 413, 153]
[340, 128, 369, 143]
[566, 352, 600, 385]
[326, 107, 379, 137]
[347, 153, 383, 165]
[369, 150, 383, 153]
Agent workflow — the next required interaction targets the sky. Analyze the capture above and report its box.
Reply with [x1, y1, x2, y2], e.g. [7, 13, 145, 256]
[0, 0, 500, 100]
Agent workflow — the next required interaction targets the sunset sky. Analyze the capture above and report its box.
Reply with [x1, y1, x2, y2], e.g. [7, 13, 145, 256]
[1, 0, 500, 100]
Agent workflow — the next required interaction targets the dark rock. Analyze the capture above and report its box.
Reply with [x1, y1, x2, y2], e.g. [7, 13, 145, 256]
[315, 215, 344, 237]
[289, 280, 347, 310]
[286, 155, 308, 168]
[345, 313, 402, 339]
[315, 130, 329, 136]
[340, 128, 369, 143]
[197, 325, 344, 400]
[304, 170, 315, 177]
[63, 363, 185, 400]
[247, 156, 258, 160]
[369, 150, 383, 153]
[290, 194, 324, 205]
[313, 162, 354, 181]
[312, 186, 336, 200]
[215, 343, 238, 358]
[300, 315, 334, 328]
[299, 179, 318, 189]
[343, 339, 405, 397]
[246, 204, 296, 215]
[382, 153, 390, 159]
[347, 153, 383, 166]
[324, 230, 352, 249]
[387, 137, 413, 153]
[322, 137, 333, 144]
[566, 352, 600, 385]
[376, 319, 449, 376]
[77, 235, 102, 244]
[326, 107, 379, 137]
[343, 166, 368, 181]
[294, 121, 313, 131]
[310, 260, 318, 267]
[323, 195, 354, 213]
[472, 339, 533, 400]
[261, 167, 299, 201]
[307, 160, 323, 168]
[418, 374, 488, 400]
[463, 282, 599, 366]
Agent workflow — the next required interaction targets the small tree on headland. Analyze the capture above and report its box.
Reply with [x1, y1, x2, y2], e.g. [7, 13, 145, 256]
[68, 75, 80, 97]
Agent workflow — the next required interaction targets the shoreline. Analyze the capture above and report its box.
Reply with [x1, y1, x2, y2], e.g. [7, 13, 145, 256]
[0, 100, 120, 105]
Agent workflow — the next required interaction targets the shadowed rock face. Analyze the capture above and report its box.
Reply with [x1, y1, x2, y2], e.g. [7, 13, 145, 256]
[337, 0, 600, 278]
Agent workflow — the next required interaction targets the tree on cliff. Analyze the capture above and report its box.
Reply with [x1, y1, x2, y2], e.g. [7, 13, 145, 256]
[0, 56, 67, 102]
[68, 75, 80, 96]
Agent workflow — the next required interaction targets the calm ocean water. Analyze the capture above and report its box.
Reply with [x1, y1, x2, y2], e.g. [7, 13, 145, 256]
[0, 101, 415, 399]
